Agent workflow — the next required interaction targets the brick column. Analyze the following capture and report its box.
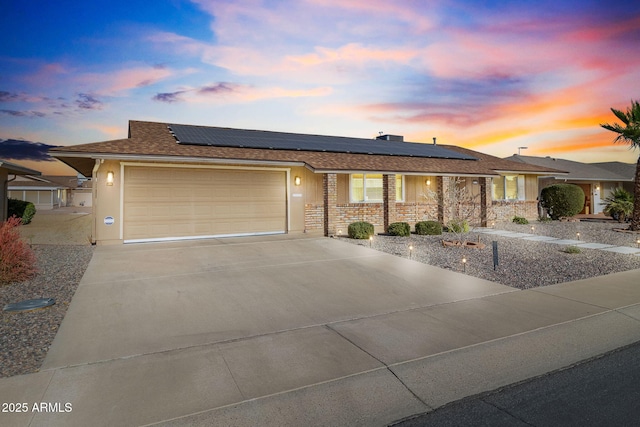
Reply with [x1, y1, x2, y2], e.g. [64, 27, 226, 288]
[383, 174, 397, 231]
[479, 177, 491, 227]
[323, 173, 337, 236]
[436, 176, 445, 224]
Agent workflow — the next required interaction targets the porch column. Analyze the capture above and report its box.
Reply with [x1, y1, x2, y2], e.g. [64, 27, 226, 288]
[436, 176, 446, 224]
[480, 177, 491, 227]
[383, 174, 397, 231]
[323, 173, 338, 236]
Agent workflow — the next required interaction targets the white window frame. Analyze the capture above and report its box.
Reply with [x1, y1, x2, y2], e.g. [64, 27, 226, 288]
[350, 173, 404, 203]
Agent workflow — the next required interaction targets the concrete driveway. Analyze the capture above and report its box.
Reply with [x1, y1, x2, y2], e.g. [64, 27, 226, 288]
[3, 235, 640, 427]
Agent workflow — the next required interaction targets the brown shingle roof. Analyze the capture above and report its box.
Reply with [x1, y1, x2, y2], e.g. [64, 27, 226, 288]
[51, 120, 564, 177]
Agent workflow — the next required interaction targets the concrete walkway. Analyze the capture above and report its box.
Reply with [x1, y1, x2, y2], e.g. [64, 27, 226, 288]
[476, 227, 640, 255]
[1, 235, 640, 427]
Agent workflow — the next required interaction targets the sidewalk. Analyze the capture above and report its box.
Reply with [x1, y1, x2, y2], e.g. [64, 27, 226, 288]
[476, 227, 640, 255]
[1, 236, 639, 427]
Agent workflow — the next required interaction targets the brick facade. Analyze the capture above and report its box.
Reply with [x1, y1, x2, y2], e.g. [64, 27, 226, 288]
[382, 174, 396, 232]
[312, 173, 540, 236]
[490, 200, 539, 222]
[304, 204, 324, 231]
[323, 173, 338, 236]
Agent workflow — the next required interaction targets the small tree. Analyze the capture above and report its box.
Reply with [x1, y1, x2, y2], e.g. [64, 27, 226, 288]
[424, 176, 481, 243]
[0, 217, 38, 285]
[600, 100, 640, 230]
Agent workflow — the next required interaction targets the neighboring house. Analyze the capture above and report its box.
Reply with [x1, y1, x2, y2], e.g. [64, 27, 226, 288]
[51, 120, 561, 245]
[505, 155, 635, 215]
[0, 159, 41, 220]
[7, 174, 93, 209]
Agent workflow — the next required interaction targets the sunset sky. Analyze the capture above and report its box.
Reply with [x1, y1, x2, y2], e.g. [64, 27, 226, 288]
[1, 0, 639, 175]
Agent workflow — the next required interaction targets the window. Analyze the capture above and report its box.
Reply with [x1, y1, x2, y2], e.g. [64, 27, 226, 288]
[350, 174, 404, 202]
[492, 175, 525, 200]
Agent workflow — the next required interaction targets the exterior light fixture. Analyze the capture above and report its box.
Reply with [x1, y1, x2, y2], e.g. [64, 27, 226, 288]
[596, 185, 600, 191]
[106, 171, 114, 186]
[294, 176, 301, 186]
[426, 178, 431, 186]
[636, 238, 640, 248]
[531, 225, 535, 233]
[409, 245, 413, 259]
[369, 235, 373, 247]
[462, 256, 467, 272]
[491, 221, 495, 228]
[472, 179, 479, 185]
[576, 232, 580, 240]
[338, 229, 342, 236]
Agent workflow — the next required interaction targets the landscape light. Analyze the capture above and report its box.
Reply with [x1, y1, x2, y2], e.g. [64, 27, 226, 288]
[369, 235, 373, 247]
[409, 245, 413, 259]
[462, 256, 467, 272]
[576, 232, 580, 240]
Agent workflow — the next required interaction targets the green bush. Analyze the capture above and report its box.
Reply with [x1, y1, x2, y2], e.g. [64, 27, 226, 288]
[564, 245, 582, 254]
[601, 188, 634, 222]
[540, 184, 585, 220]
[348, 221, 374, 239]
[446, 220, 469, 234]
[512, 216, 529, 225]
[387, 222, 410, 236]
[7, 199, 36, 224]
[415, 221, 442, 235]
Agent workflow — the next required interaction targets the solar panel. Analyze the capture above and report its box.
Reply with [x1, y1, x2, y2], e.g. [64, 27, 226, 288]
[169, 124, 477, 160]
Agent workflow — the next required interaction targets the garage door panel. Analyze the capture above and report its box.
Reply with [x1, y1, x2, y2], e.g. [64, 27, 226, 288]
[124, 167, 287, 241]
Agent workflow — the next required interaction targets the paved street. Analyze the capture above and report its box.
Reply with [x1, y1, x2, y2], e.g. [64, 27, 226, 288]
[395, 340, 640, 426]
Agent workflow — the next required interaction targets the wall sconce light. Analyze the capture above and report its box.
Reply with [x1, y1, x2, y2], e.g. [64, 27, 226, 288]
[472, 179, 479, 185]
[294, 176, 301, 186]
[106, 171, 114, 186]
[596, 185, 600, 191]
[425, 178, 431, 186]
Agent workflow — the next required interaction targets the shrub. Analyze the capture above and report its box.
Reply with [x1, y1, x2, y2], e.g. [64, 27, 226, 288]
[540, 184, 585, 220]
[415, 221, 442, 235]
[601, 188, 634, 222]
[348, 221, 374, 239]
[7, 199, 37, 224]
[446, 220, 470, 234]
[388, 222, 410, 236]
[563, 245, 582, 254]
[512, 216, 529, 225]
[0, 217, 38, 285]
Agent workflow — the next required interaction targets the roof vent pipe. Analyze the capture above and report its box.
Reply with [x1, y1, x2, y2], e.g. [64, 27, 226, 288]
[433, 137, 437, 145]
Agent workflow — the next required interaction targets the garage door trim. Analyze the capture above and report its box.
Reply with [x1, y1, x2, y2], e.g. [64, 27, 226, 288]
[119, 162, 290, 242]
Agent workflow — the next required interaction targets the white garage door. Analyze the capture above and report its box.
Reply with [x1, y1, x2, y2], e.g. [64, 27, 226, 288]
[123, 166, 287, 242]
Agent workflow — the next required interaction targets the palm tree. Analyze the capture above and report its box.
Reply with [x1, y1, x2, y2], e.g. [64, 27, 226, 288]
[600, 100, 640, 230]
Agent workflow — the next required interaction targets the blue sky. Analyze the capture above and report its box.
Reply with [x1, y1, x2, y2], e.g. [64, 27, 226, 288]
[1, 0, 639, 174]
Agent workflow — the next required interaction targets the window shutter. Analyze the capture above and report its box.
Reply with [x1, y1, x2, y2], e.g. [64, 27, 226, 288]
[517, 175, 526, 200]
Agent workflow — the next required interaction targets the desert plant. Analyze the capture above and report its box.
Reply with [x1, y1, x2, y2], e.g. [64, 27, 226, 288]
[348, 221, 374, 239]
[563, 245, 582, 254]
[415, 221, 442, 235]
[446, 220, 470, 234]
[601, 188, 634, 222]
[512, 216, 529, 224]
[540, 184, 585, 220]
[387, 222, 410, 236]
[601, 100, 640, 230]
[0, 216, 38, 285]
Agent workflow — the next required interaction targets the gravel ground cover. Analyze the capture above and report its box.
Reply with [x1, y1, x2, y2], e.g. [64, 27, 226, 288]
[1, 210, 94, 378]
[342, 220, 640, 290]
[0, 245, 93, 377]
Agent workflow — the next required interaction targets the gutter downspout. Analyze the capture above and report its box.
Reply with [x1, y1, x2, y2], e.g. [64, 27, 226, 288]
[91, 159, 101, 244]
